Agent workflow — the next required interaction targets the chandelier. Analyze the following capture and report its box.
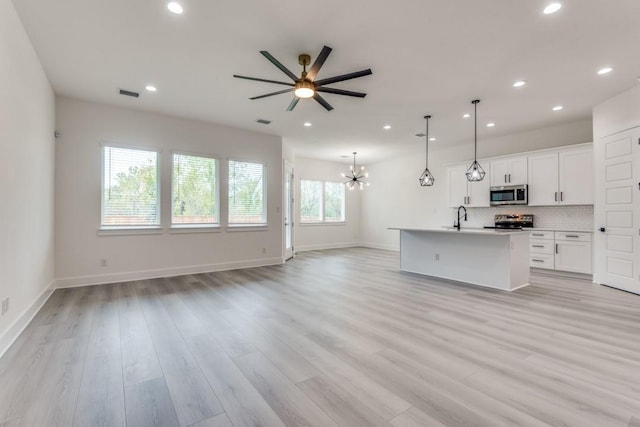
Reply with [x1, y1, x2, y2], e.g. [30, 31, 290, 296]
[342, 152, 369, 190]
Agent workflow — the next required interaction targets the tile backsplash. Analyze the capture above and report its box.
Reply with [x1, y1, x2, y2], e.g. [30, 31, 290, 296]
[461, 205, 594, 231]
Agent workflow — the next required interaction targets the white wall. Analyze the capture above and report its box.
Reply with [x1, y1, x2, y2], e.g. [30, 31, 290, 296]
[294, 157, 361, 251]
[55, 97, 284, 286]
[0, 0, 55, 354]
[360, 119, 594, 250]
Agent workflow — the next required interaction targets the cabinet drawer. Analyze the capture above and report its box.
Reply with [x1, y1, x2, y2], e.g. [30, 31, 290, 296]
[529, 231, 554, 240]
[530, 254, 554, 269]
[530, 240, 555, 254]
[555, 232, 592, 242]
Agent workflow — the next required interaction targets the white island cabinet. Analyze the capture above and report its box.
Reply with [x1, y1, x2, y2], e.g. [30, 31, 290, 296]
[389, 228, 530, 291]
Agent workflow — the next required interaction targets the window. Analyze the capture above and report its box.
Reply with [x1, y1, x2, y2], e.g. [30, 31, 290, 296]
[300, 180, 346, 223]
[102, 145, 159, 227]
[172, 153, 218, 226]
[228, 160, 267, 225]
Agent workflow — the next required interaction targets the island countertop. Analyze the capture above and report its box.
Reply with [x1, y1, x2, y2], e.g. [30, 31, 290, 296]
[388, 226, 526, 235]
[389, 227, 530, 291]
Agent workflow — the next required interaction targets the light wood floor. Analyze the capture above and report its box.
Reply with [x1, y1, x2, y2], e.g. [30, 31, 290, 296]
[1, 248, 639, 427]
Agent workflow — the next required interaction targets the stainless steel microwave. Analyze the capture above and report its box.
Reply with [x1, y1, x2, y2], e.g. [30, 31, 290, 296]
[490, 184, 528, 206]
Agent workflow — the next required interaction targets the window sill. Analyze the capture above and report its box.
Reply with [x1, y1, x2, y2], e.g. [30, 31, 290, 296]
[226, 224, 268, 232]
[170, 225, 221, 234]
[97, 226, 163, 236]
[300, 221, 347, 227]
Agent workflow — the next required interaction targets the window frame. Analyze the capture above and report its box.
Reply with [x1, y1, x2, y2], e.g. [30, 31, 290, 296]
[299, 179, 347, 225]
[227, 158, 268, 228]
[170, 151, 220, 229]
[100, 142, 161, 231]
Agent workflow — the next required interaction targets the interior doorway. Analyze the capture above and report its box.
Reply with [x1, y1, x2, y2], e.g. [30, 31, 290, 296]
[284, 161, 294, 261]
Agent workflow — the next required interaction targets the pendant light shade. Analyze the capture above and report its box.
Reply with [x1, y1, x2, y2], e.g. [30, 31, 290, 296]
[342, 152, 369, 191]
[419, 115, 435, 187]
[466, 99, 485, 182]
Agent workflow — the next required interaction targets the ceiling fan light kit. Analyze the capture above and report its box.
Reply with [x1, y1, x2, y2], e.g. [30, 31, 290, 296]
[234, 46, 372, 111]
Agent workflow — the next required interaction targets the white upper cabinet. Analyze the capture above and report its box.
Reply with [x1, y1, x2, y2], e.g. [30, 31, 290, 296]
[448, 164, 490, 208]
[528, 145, 594, 206]
[528, 153, 559, 205]
[559, 147, 594, 205]
[490, 156, 527, 186]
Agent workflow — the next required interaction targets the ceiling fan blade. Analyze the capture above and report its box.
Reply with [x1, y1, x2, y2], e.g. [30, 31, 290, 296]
[306, 46, 332, 81]
[316, 87, 367, 98]
[260, 51, 298, 82]
[313, 93, 334, 111]
[286, 97, 300, 111]
[233, 74, 294, 86]
[314, 69, 373, 87]
[250, 88, 294, 100]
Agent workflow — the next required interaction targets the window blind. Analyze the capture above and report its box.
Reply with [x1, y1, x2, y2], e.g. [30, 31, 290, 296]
[172, 154, 218, 225]
[228, 160, 266, 224]
[324, 181, 345, 222]
[102, 145, 159, 227]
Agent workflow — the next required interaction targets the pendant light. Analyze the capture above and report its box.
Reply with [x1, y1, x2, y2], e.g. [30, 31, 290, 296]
[342, 152, 369, 191]
[419, 115, 435, 186]
[466, 99, 486, 181]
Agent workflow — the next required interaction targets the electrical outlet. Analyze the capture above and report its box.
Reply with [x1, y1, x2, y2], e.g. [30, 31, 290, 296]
[435, 253, 440, 261]
[100, 258, 107, 267]
[261, 248, 266, 254]
[1, 298, 9, 316]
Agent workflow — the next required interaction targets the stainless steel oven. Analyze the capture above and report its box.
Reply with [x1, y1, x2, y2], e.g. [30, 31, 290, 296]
[490, 184, 528, 206]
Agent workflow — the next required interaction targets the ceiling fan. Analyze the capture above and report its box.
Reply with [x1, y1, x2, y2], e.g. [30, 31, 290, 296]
[233, 46, 372, 111]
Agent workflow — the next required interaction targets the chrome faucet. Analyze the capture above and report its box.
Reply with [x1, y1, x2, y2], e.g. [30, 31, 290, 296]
[454, 205, 467, 230]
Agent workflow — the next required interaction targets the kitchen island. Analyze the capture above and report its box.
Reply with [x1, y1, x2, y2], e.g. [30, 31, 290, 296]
[389, 227, 530, 291]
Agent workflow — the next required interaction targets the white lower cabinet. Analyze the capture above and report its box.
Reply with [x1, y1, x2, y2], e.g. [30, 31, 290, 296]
[529, 230, 592, 274]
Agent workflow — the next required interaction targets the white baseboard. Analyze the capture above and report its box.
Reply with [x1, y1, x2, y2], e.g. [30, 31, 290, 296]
[55, 257, 284, 288]
[295, 242, 359, 252]
[358, 241, 400, 252]
[0, 280, 55, 359]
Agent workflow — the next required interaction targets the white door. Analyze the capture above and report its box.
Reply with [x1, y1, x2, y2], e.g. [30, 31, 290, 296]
[490, 160, 510, 186]
[555, 241, 592, 274]
[508, 157, 528, 185]
[284, 161, 294, 261]
[559, 147, 594, 205]
[528, 153, 559, 206]
[594, 128, 639, 293]
[467, 176, 491, 207]
[448, 165, 469, 207]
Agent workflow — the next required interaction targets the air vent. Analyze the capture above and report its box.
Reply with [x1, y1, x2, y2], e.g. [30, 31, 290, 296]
[119, 89, 140, 98]
[415, 133, 426, 137]
[256, 119, 271, 125]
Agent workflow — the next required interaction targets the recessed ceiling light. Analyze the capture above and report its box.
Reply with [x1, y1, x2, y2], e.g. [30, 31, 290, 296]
[543, 3, 562, 14]
[463, 113, 471, 119]
[303, 122, 312, 127]
[552, 105, 564, 111]
[597, 67, 613, 75]
[486, 123, 495, 128]
[429, 137, 436, 141]
[513, 80, 526, 88]
[145, 85, 157, 92]
[383, 125, 391, 130]
[167, 1, 183, 14]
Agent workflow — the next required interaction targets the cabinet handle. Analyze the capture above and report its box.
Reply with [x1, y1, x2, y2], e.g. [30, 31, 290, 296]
[532, 245, 545, 248]
[532, 259, 544, 263]
[555, 192, 558, 202]
[467, 196, 470, 204]
[555, 244, 559, 254]
[560, 191, 563, 201]
[532, 233, 544, 236]
[504, 174, 507, 183]
[565, 235, 579, 238]
[508, 174, 511, 183]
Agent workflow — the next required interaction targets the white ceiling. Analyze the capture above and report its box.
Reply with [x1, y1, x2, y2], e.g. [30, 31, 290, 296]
[13, 0, 640, 164]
